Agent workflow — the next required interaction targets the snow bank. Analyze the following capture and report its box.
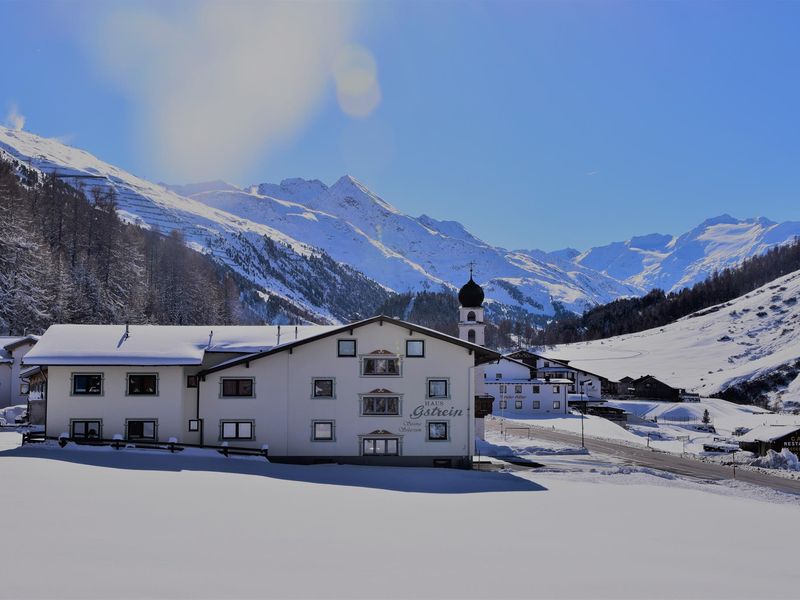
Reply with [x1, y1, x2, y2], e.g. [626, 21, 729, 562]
[751, 448, 800, 471]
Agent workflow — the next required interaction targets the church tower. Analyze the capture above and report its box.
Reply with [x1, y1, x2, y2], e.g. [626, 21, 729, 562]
[457, 267, 485, 345]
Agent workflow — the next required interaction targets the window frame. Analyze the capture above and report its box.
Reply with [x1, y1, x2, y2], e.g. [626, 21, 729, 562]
[532, 385, 540, 394]
[405, 339, 425, 358]
[125, 419, 158, 441]
[553, 385, 561, 394]
[360, 355, 402, 377]
[514, 384, 523, 394]
[311, 420, 336, 442]
[220, 377, 255, 398]
[498, 400, 507, 409]
[71, 373, 103, 396]
[337, 339, 357, 357]
[553, 401, 561, 410]
[426, 378, 450, 399]
[360, 393, 402, 416]
[427, 421, 449, 442]
[70, 419, 102, 439]
[311, 378, 335, 399]
[186, 375, 199, 388]
[515, 400, 523, 410]
[126, 373, 159, 396]
[219, 420, 255, 441]
[533, 400, 541, 409]
[361, 437, 401, 456]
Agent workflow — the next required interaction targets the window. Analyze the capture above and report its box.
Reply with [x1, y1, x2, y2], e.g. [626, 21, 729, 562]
[220, 420, 254, 440]
[187, 375, 198, 388]
[533, 400, 540, 409]
[499, 400, 507, 409]
[467, 330, 476, 343]
[312, 378, 334, 398]
[466, 311, 476, 322]
[427, 421, 448, 441]
[553, 401, 561, 410]
[312, 421, 335, 441]
[499, 384, 507, 393]
[188, 419, 200, 432]
[514, 385, 523, 394]
[544, 362, 550, 368]
[406, 340, 425, 357]
[126, 420, 156, 441]
[337, 339, 356, 357]
[362, 437, 399, 456]
[532, 385, 540, 394]
[221, 378, 254, 397]
[495, 373, 502, 380]
[362, 356, 400, 376]
[427, 379, 449, 398]
[515, 400, 523, 409]
[361, 395, 401, 416]
[71, 420, 101, 439]
[128, 374, 158, 395]
[553, 385, 560, 394]
[72, 373, 102, 395]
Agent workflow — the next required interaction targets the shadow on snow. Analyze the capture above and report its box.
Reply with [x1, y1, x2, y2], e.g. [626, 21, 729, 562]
[1, 444, 546, 494]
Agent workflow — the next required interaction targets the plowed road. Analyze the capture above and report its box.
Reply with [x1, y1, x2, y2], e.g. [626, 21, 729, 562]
[503, 423, 800, 496]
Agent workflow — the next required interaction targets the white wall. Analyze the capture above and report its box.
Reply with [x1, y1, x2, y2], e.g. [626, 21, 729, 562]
[45, 366, 186, 441]
[199, 321, 476, 461]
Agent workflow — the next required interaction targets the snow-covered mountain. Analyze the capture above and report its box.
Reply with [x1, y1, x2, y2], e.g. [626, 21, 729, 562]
[2, 125, 799, 325]
[573, 215, 800, 292]
[545, 268, 800, 407]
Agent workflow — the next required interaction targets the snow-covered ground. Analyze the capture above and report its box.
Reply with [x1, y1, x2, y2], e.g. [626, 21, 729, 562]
[496, 396, 800, 458]
[545, 268, 800, 402]
[2, 432, 799, 599]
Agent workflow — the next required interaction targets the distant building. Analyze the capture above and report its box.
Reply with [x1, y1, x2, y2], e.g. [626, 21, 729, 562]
[737, 425, 800, 456]
[626, 375, 684, 401]
[0, 335, 39, 408]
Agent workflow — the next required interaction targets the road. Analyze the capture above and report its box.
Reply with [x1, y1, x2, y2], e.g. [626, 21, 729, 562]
[499, 421, 800, 496]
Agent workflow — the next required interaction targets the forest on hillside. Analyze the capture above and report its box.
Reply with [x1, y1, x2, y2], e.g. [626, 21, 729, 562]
[0, 158, 256, 335]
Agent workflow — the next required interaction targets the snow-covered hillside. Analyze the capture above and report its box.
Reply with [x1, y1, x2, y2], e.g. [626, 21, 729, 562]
[545, 269, 800, 404]
[573, 214, 800, 293]
[3, 125, 800, 323]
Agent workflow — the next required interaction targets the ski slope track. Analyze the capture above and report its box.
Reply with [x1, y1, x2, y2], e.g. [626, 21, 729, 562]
[547, 269, 800, 404]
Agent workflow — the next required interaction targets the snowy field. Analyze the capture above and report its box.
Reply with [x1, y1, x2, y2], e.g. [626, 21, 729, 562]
[544, 268, 800, 402]
[2, 432, 800, 599]
[497, 396, 800, 457]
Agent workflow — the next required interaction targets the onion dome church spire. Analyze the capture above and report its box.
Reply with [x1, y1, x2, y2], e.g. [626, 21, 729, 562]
[457, 264, 486, 346]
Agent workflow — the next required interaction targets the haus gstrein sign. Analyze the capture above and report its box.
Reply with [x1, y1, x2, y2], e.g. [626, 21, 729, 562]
[400, 399, 464, 433]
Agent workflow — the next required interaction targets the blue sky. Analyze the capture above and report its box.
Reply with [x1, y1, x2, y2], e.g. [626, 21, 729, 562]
[1, 0, 799, 251]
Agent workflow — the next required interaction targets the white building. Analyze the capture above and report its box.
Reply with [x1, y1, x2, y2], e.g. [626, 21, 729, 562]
[23, 316, 500, 467]
[0, 335, 38, 408]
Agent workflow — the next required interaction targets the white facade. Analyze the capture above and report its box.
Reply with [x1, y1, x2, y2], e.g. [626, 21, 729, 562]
[458, 306, 485, 346]
[476, 355, 603, 418]
[26, 318, 498, 467]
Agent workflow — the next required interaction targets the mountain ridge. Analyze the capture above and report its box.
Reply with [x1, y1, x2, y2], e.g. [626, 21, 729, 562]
[3, 124, 800, 324]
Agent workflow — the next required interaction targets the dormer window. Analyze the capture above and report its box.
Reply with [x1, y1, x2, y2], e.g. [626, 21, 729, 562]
[362, 351, 401, 376]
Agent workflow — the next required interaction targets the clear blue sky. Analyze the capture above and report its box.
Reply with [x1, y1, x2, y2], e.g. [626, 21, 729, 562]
[2, 0, 799, 251]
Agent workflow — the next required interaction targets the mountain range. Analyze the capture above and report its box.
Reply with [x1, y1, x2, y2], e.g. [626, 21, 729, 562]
[2, 125, 799, 324]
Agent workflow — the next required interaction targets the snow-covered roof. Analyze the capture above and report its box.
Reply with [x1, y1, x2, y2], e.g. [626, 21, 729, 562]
[23, 324, 338, 366]
[737, 424, 800, 443]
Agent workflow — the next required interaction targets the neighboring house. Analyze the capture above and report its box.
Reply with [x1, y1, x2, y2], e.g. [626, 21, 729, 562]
[0, 335, 39, 408]
[628, 375, 684, 401]
[505, 350, 604, 399]
[476, 356, 574, 416]
[21, 366, 47, 425]
[23, 316, 500, 467]
[737, 425, 800, 457]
